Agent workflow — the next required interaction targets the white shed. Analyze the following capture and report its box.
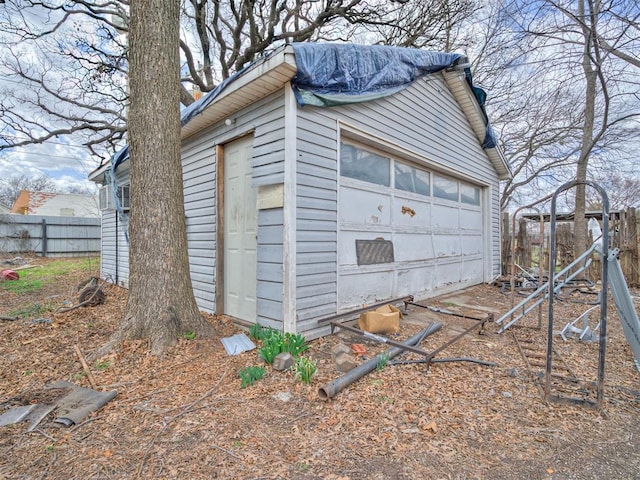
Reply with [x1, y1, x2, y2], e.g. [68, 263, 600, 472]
[90, 43, 510, 338]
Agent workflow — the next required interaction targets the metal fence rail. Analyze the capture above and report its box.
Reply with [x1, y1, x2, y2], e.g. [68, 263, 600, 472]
[0, 214, 100, 257]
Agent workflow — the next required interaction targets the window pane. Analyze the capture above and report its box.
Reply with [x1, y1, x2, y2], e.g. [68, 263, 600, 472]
[395, 163, 430, 196]
[340, 143, 390, 186]
[433, 174, 458, 201]
[460, 184, 480, 205]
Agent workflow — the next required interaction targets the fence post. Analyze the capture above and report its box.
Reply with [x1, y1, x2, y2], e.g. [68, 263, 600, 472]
[41, 218, 47, 257]
[501, 211, 510, 275]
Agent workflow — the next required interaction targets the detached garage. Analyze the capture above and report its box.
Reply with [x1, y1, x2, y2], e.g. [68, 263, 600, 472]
[90, 43, 510, 338]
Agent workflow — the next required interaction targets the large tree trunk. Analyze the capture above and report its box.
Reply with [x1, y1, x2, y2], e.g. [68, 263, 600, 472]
[116, 0, 214, 355]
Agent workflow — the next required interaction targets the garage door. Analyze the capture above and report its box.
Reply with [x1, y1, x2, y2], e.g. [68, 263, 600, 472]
[338, 141, 485, 310]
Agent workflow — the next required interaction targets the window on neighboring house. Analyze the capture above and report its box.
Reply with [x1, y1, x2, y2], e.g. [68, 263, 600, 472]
[395, 162, 430, 196]
[433, 174, 458, 201]
[340, 142, 390, 187]
[460, 183, 481, 205]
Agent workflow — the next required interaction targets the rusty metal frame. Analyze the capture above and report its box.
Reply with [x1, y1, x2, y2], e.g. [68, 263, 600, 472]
[330, 302, 491, 370]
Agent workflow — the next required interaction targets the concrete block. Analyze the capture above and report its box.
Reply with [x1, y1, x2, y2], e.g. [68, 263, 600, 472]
[331, 342, 351, 360]
[335, 352, 358, 373]
[272, 352, 295, 371]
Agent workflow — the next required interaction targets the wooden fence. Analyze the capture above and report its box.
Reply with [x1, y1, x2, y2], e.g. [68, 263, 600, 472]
[502, 207, 639, 287]
[0, 214, 100, 258]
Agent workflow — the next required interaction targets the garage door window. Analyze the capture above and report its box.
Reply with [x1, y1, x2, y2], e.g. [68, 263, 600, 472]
[433, 174, 459, 201]
[395, 163, 430, 196]
[340, 143, 390, 186]
[461, 183, 480, 205]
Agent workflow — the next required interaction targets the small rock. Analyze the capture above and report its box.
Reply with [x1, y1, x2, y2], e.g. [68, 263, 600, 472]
[331, 342, 351, 360]
[272, 352, 295, 371]
[31, 318, 52, 325]
[502, 391, 512, 398]
[272, 391, 292, 402]
[335, 352, 358, 372]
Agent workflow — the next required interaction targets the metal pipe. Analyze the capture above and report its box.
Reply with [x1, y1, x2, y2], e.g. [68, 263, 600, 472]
[316, 296, 414, 324]
[329, 321, 433, 357]
[318, 322, 442, 400]
[389, 357, 496, 367]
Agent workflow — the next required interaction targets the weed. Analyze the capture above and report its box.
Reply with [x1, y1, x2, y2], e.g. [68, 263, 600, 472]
[257, 329, 309, 363]
[74, 372, 86, 381]
[8, 301, 55, 320]
[248, 323, 264, 341]
[22, 370, 34, 376]
[258, 342, 282, 364]
[45, 445, 55, 453]
[294, 356, 317, 384]
[232, 441, 243, 448]
[376, 352, 390, 371]
[239, 366, 265, 388]
[284, 332, 309, 357]
[181, 331, 196, 340]
[93, 360, 110, 371]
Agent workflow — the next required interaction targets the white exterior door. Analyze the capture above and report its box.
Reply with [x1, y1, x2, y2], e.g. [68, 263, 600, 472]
[223, 136, 257, 321]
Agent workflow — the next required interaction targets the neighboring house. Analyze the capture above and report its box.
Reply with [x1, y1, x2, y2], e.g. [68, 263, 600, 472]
[11, 191, 100, 217]
[90, 43, 511, 338]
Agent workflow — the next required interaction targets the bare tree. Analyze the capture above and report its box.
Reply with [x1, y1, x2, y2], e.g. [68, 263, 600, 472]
[0, 174, 57, 207]
[504, 0, 640, 253]
[0, 0, 475, 154]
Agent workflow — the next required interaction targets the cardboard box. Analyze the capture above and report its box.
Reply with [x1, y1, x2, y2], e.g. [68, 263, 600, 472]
[358, 304, 401, 334]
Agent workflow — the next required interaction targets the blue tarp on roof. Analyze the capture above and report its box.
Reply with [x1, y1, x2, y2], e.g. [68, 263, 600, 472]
[113, 42, 496, 171]
[291, 43, 462, 107]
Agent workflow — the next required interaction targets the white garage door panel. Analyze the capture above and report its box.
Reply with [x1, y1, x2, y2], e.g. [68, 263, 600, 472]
[340, 269, 395, 306]
[433, 234, 462, 257]
[397, 266, 435, 295]
[339, 186, 392, 226]
[393, 197, 431, 229]
[435, 260, 463, 285]
[394, 232, 435, 262]
[460, 207, 483, 230]
[461, 235, 484, 255]
[432, 204, 460, 229]
[461, 257, 484, 281]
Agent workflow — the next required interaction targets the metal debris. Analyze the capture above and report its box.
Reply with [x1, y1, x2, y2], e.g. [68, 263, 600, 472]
[220, 333, 256, 355]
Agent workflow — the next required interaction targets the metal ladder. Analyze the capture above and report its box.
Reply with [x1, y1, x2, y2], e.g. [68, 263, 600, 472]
[495, 242, 598, 333]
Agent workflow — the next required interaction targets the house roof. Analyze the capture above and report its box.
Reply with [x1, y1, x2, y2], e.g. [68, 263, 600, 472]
[93, 43, 510, 181]
[10, 190, 99, 217]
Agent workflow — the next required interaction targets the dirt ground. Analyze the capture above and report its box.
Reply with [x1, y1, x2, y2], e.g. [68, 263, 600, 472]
[1, 256, 639, 480]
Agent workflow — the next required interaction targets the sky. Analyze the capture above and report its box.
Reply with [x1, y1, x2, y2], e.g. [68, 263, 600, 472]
[0, 2, 105, 195]
[0, 141, 100, 194]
